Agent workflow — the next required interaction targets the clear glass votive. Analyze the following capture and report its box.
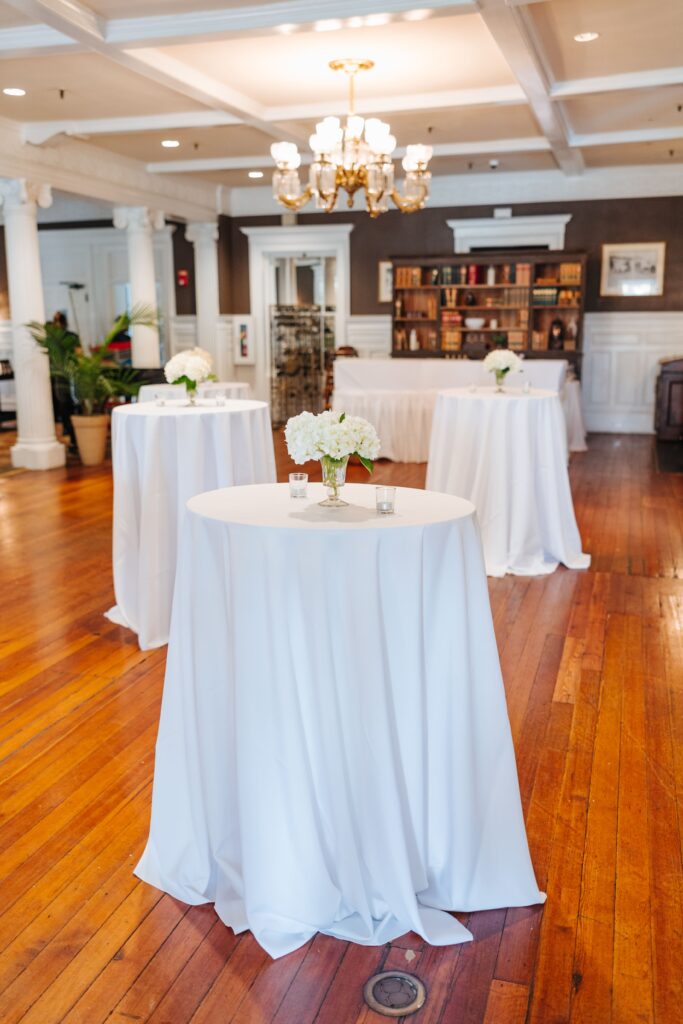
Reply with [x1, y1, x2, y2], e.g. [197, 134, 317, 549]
[523, 381, 531, 394]
[289, 472, 308, 498]
[376, 486, 396, 515]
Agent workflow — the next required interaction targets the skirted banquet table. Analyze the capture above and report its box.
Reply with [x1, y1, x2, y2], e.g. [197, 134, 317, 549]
[332, 357, 587, 461]
[427, 387, 590, 577]
[106, 400, 275, 650]
[135, 482, 545, 959]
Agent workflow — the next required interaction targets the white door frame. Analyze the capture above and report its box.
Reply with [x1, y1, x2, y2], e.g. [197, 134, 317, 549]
[240, 224, 353, 401]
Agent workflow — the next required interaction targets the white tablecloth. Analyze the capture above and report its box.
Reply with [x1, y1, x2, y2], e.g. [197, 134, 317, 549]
[427, 388, 590, 577]
[333, 358, 586, 461]
[136, 482, 545, 959]
[106, 400, 275, 650]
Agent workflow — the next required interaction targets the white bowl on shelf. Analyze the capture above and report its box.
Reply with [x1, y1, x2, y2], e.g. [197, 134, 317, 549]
[464, 317, 485, 329]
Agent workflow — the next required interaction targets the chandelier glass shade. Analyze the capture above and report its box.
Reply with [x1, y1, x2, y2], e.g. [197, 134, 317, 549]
[270, 59, 433, 218]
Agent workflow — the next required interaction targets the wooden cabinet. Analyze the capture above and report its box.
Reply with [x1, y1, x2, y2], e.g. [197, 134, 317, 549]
[655, 358, 683, 440]
[391, 252, 586, 366]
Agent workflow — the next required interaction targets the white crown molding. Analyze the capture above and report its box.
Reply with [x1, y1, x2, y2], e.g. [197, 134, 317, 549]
[229, 162, 683, 216]
[105, 0, 474, 46]
[146, 136, 551, 175]
[571, 126, 683, 148]
[0, 117, 217, 221]
[551, 66, 683, 99]
[22, 110, 243, 146]
[447, 213, 571, 252]
[266, 85, 527, 121]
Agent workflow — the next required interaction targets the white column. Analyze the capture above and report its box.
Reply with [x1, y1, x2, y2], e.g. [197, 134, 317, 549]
[185, 221, 220, 362]
[113, 206, 164, 368]
[0, 179, 66, 470]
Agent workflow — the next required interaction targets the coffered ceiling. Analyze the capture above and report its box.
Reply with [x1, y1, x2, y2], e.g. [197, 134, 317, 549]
[0, 0, 680, 202]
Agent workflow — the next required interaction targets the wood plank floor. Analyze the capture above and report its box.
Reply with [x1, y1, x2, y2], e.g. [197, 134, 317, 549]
[1, 432, 681, 1023]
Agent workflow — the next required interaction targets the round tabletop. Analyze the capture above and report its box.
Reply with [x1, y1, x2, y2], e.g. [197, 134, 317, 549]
[436, 386, 557, 401]
[113, 398, 266, 419]
[188, 482, 476, 531]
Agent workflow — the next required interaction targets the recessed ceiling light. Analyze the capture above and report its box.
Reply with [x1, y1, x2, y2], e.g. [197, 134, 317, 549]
[161, 139, 180, 148]
[277, 23, 295, 34]
[248, 170, 264, 179]
[3, 87, 26, 97]
[574, 31, 599, 42]
[314, 19, 342, 32]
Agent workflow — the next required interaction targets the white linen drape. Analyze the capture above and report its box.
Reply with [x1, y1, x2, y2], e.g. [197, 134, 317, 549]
[106, 401, 275, 649]
[427, 388, 590, 577]
[136, 483, 545, 959]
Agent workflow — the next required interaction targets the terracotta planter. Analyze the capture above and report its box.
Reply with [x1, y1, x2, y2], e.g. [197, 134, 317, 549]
[72, 414, 109, 466]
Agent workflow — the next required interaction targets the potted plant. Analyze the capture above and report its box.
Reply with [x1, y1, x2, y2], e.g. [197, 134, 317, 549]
[30, 305, 157, 465]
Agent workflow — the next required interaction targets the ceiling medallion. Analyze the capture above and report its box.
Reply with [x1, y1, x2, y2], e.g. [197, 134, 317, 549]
[270, 59, 433, 218]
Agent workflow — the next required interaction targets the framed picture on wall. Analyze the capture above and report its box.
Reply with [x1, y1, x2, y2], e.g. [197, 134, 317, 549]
[600, 242, 666, 297]
[377, 260, 393, 303]
[232, 315, 255, 365]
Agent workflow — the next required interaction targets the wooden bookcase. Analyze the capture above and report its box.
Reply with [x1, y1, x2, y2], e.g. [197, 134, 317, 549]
[391, 251, 587, 366]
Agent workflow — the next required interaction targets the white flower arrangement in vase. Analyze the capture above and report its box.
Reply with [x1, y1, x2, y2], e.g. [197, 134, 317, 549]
[285, 410, 381, 507]
[483, 348, 523, 391]
[164, 347, 216, 402]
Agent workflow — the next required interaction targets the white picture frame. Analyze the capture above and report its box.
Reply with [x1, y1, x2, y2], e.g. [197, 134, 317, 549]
[600, 242, 666, 297]
[232, 315, 255, 365]
[377, 260, 393, 303]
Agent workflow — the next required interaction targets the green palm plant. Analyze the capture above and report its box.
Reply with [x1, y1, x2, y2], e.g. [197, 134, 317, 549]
[29, 304, 158, 415]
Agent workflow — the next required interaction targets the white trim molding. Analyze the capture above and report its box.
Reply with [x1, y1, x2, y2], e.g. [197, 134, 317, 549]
[240, 223, 353, 401]
[447, 214, 571, 252]
[583, 312, 683, 434]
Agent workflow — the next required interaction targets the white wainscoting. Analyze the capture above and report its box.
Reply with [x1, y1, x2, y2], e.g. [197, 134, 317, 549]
[583, 312, 683, 434]
[346, 315, 392, 358]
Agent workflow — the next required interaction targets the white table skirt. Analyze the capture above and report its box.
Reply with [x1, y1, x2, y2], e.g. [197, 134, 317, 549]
[136, 483, 545, 959]
[427, 388, 590, 577]
[332, 358, 587, 462]
[106, 400, 275, 650]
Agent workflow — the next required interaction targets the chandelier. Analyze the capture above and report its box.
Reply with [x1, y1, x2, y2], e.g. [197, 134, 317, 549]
[270, 58, 433, 218]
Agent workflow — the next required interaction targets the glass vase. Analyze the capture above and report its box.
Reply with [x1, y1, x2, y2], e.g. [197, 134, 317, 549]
[319, 454, 350, 507]
[187, 385, 198, 405]
[494, 370, 507, 393]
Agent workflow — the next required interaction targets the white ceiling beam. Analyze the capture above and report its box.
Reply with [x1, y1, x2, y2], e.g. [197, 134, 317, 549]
[267, 85, 527, 122]
[571, 126, 683, 148]
[476, 0, 584, 176]
[107, 0, 474, 47]
[552, 66, 683, 99]
[146, 137, 551, 174]
[5, 0, 104, 43]
[3, 0, 304, 146]
[22, 111, 244, 146]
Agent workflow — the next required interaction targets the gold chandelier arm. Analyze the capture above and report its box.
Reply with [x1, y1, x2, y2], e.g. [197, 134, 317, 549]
[365, 190, 386, 218]
[390, 182, 429, 214]
[276, 185, 314, 212]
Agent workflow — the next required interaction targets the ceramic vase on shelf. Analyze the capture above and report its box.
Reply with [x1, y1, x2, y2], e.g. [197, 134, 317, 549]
[320, 454, 350, 507]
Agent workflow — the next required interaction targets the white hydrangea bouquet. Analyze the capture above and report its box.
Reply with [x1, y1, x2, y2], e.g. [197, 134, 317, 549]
[285, 410, 381, 507]
[164, 346, 216, 402]
[483, 348, 523, 391]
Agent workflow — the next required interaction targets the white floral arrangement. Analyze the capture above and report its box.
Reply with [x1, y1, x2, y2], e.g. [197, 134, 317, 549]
[164, 347, 215, 391]
[285, 410, 380, 473]
[483, 349, 523, 377]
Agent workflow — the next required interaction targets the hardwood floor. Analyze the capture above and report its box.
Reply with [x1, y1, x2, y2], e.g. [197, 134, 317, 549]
[0, 432, 681, 1023]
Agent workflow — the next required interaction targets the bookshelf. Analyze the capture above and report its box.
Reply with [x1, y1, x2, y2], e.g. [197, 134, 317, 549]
[391, 252, 587, 365]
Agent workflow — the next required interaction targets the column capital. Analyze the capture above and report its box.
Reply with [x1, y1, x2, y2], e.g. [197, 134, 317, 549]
[0, 178, 52, 211]
[185, 221, 219, 245]
[113, 205, 165, 232]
